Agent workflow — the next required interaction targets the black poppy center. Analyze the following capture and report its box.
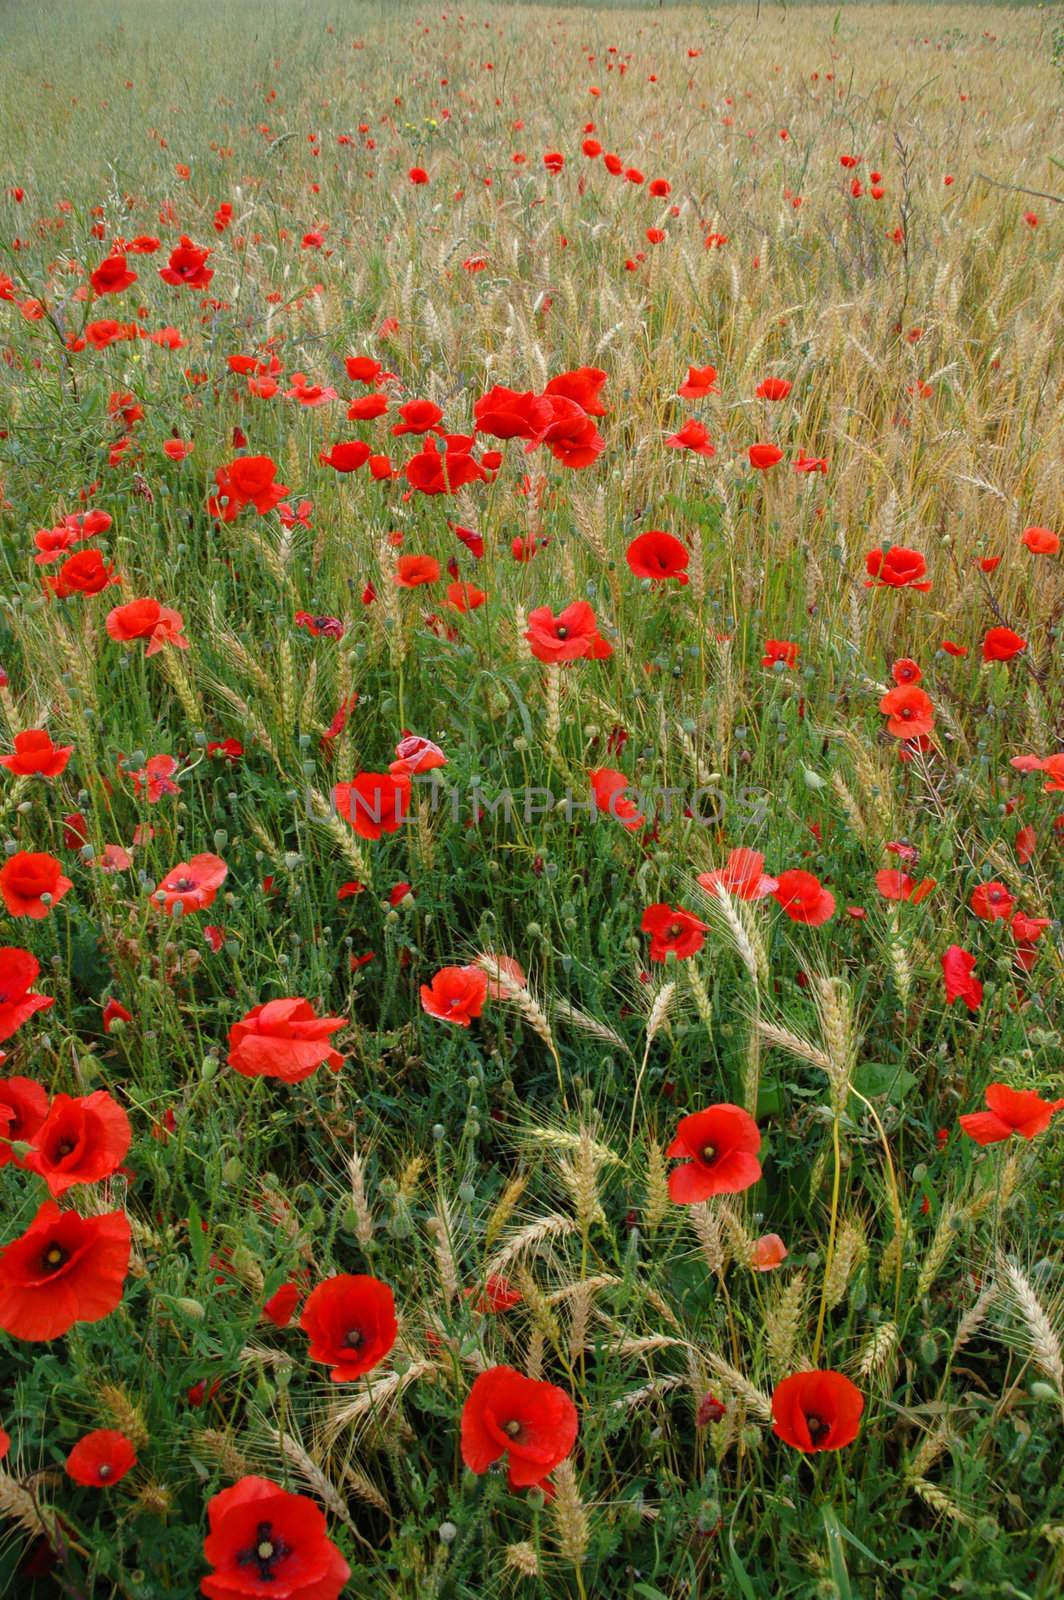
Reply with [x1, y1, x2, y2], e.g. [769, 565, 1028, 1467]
[806, 1413, 827, 1441]
[55, 1139, 76, 1159]
[555, 626, 568, 639]
[503, 1418, 522, 1439]
[42, 1244, 67, 1273]
[171, 876, 195, 892]
[701, 1144, 717, 1162]
[344, 1327, 364, 1349]
[238, 1521, 293, 1580]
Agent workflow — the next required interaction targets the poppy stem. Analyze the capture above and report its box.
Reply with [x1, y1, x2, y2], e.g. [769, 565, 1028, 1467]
[812, 1109, 842, 1365]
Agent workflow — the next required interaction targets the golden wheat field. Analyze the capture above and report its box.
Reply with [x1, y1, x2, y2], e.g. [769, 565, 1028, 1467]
[0, 1, 1062, 1595]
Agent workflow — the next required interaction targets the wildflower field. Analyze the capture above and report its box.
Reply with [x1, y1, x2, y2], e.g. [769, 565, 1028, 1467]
[0, 0, 1062, 1593]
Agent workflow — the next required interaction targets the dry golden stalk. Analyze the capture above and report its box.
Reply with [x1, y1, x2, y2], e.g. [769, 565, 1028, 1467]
[644, 1140, 669, 1235]
[1000, 1258, 1064, 1413]
[97, 1384, 150, 1451]
[194, 1429, 251, 1480]
[556, 1127, 606, 1232]
[854, 1321, 899, 1383]
[689, 1202, 726, 1277]
[475, 953, 558, 1061]
[263, 1426, 353, 1528]
[324, 1361, 437, 1441]
[485, 1214, 577, 1280]
[766, 1271, 807, 1378]
[426, 1205, 459, 1307]
[505, 1542, 540, 1578]
[525, 1329, 545, 1381]
[485, 1175, 526, 1250]
[516, 1268, 564, 1353]
[824, 1218, 867, 1310]
[952, 1285, 998, 1357]
[0, 1472, 49, 1538]
[909, 1478, 973, 1527]
[340, 1463, 391, 1517]
[915, 1204, 965, 1299]
[551, 1459, 589, 1567]
[702, 1353, 773, 1421]
[552, 997, 631, 1057]
[348, 1136, 375, 1246]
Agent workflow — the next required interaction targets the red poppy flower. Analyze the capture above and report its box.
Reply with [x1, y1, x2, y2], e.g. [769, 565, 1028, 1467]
[625, 530, 689, 585]
[772, 869, 835, 925]
[891, 658, 922, 686]
[392, 399, 445, 437]
[666, 418, 715, 455]
[751, 1234, 788, 1271]
[941, 945, 982, 1011]
[748, 443, 783, 470]
[666, 1103, 762, 1203]
[395, 554, 441, 588]
[153, 853, 227, 915]
[0, 853, 72, 920]
[420, 965, 488, 1026]
[65, 1429, 136, 1487]
[792, 450, 829, 474]
[227, 998, 346, 1083]
[210, 455, 289, 521]
[0, 730, 73, 779]
[531, 396, 604, 469]
[590, 767, 644, 829]
[404, 436, 488, 495]
[25, 1090, 131, 1197]
[697, 848, 778, 901]
[394, 734, 446, 772]
[461, 1365, 578, 1492]
[879, 684, 934, 738]
[641, 903, 707, 961]
[982, 627, 1026, 662]
[0, 949, 54, 1042]
[90, 255, 137, 296]
[106, 597, 188, 655]
[464, 1274, 522, 1314]
[762, 639, 798, 668]
[408, 166, 429, 185]
[677, 364, 718, 398]
[1022, 526, 1059, 556]
[542, 367, 606, 417]
[102, 998, 132, 1032]
[300, 1273, 397, 1380]
[959, 1083, 1064, 1146]
[202, 1476, 350, 1600]
[771, 1371, 864, 1452]
[345, 355, 385, 385]
[445, 581, 486, 612]
[334, 770, 412, 840]
[46, 549, 118, 598]
[0, 1201, 131, 1340]
[318, 440, 370, 473]
[864, 545, 931, 590]
[969, 880, 1014, 922]
[473, 385, 548, 441]
[0, 1075, 49, 1166]
[525, 601, 611, 663]
[159, 236, 213, 289]
[263, 1281, 301, 1328]
[874, 869, 935, 904]
[756, 378, 792, 401]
